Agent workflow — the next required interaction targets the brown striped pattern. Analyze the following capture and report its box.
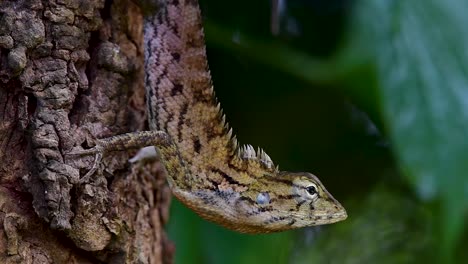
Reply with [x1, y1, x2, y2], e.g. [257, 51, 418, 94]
[142, 0, 347, 233]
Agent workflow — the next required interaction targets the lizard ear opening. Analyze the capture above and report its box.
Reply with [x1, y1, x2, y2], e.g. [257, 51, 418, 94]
[256, 192, 270, 205]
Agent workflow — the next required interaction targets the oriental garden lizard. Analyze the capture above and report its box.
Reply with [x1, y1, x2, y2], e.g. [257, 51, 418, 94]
[70, 0, 347, 233]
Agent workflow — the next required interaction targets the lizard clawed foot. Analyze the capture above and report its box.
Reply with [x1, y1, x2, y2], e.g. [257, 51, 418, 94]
[66, 145, 105, 184]
[79, 150, 103, 184]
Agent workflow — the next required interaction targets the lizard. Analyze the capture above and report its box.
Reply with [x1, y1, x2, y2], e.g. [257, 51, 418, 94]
[70, 0, 347, 233]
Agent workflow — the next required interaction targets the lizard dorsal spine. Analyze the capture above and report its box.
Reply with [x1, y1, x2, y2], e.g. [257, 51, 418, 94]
[144, 0, 274, 182]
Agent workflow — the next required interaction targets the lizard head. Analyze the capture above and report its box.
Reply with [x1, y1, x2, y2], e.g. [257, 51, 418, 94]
[171, 170, 347, 234]
[232, 171, 347, 233]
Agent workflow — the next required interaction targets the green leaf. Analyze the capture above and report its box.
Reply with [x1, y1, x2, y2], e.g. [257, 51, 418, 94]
[346, 0, 468, 261]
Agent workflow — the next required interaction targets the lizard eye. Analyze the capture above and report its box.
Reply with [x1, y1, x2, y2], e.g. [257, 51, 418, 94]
[305, 184, 318, 199]
[256, 192, 270, 205]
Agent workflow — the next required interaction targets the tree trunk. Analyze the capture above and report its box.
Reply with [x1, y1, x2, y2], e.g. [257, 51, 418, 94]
[0, 0, 174, 263]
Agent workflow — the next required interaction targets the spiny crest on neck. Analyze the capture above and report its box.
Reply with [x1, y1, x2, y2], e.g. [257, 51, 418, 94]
[209, 84, 277, 173]
[148, 0, 278, 175]
[238, 144, 276, 171]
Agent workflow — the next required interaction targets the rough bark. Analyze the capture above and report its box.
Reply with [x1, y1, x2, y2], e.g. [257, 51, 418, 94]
[0, 0, 174, 263]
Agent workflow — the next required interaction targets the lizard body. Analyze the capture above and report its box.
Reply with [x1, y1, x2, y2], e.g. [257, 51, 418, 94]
[74, 0, 346, 233]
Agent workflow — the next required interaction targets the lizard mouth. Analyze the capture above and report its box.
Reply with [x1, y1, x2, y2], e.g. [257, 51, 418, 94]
[311, 209, 347, 225]
[327, 210, 348, 224]
[330, 210, 348, 222]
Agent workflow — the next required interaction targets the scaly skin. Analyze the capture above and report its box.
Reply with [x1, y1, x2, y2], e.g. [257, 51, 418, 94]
[73, 0, 347, 233]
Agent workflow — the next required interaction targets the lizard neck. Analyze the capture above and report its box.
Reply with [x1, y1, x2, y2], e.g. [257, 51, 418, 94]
[144, 0, 276, 185]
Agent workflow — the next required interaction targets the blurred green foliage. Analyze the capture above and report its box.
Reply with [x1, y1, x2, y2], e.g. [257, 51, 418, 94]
[167, 0, 468, 263]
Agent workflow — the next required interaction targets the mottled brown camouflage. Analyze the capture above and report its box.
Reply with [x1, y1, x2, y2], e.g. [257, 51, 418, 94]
[74, 0, 347, 233]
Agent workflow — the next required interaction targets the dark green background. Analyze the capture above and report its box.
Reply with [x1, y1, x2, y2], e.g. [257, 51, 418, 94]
[167, 0, 468, 263]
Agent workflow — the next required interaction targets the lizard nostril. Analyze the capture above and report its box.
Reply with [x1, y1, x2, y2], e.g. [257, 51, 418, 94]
[309, 204, 315, 211]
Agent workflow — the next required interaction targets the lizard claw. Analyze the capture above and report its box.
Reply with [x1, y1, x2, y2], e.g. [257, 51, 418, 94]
[79, 151, 103, 184]
[65, 145, 104, 184]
